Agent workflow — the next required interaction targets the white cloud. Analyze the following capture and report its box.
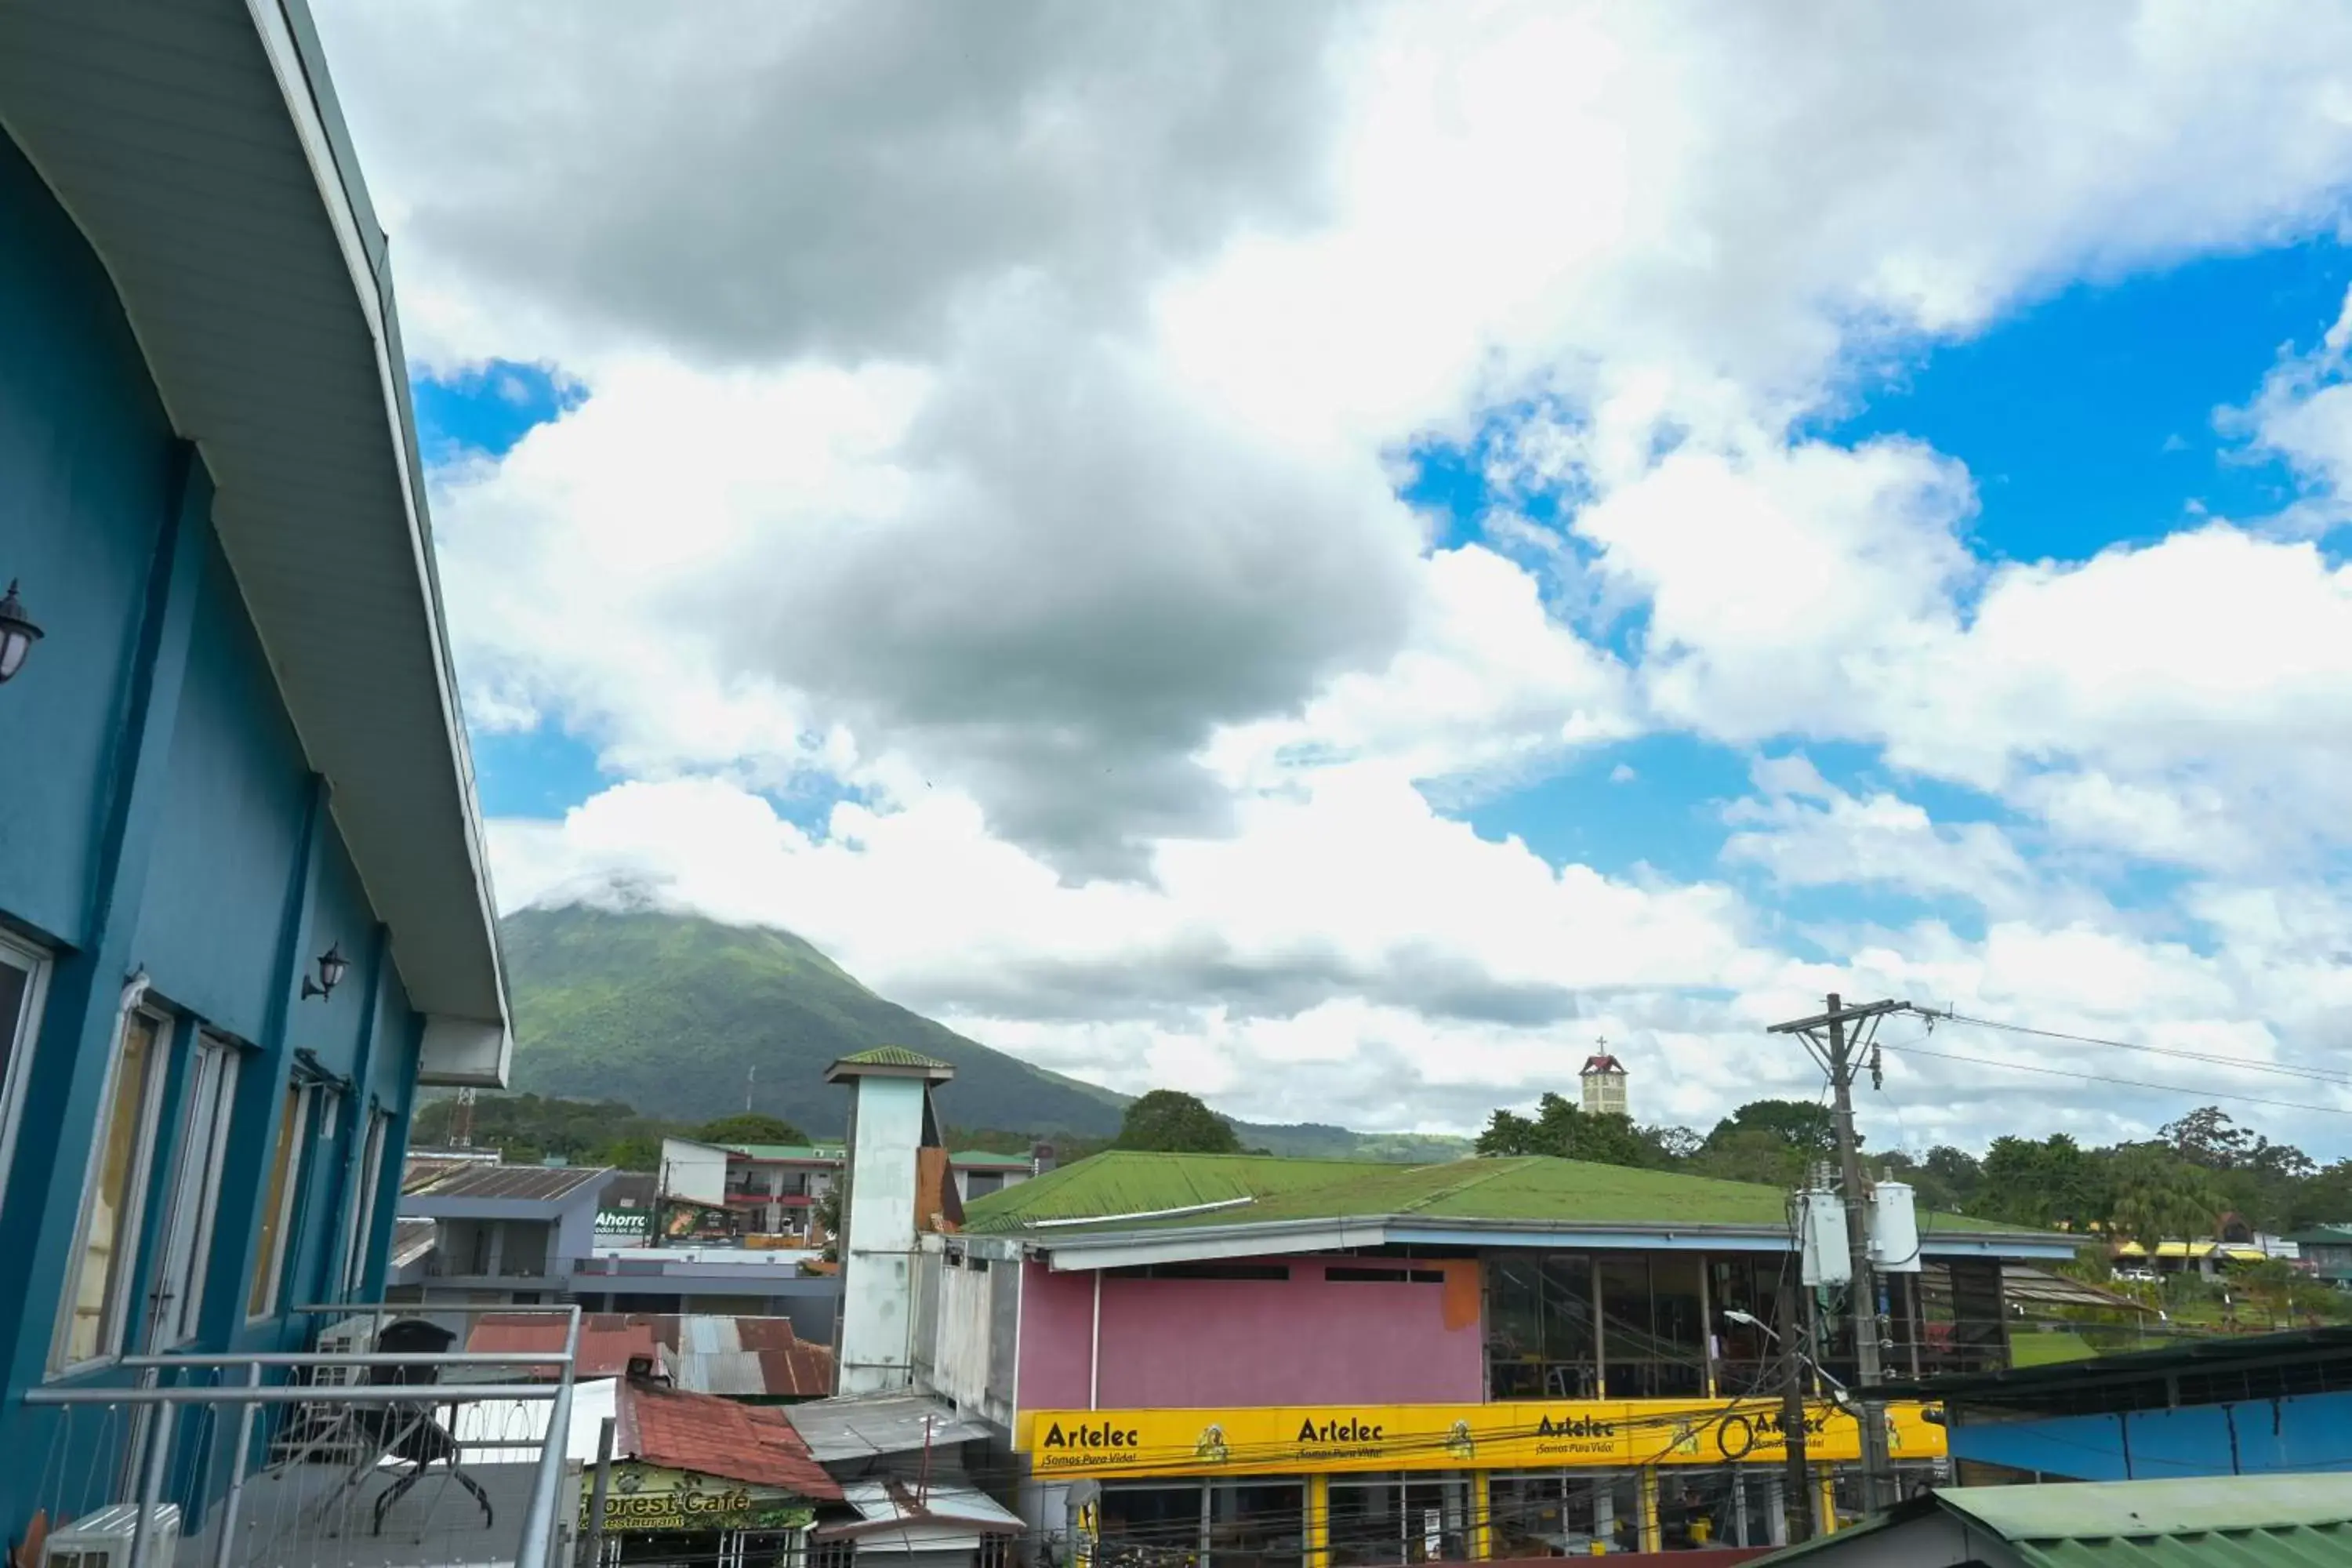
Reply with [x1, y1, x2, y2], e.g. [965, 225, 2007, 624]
[312, 0, 2352, 1143]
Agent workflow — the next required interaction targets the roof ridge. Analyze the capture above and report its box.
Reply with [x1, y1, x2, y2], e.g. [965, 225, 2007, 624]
[1385, 1156, 1530, 1215]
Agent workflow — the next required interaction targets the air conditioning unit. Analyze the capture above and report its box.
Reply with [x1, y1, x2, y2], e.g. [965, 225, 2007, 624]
[42, 1504, 180, 1568]
[310, 1312, 382, 1388]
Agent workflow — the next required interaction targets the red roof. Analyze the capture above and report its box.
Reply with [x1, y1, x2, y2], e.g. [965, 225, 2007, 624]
[1579, 1054, 1625, 1075]
[470, 1314, 659, 1379]
[620, 1381, 840, 1498]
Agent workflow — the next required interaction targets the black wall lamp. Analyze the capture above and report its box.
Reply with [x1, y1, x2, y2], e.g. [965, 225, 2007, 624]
[0, 580, 42, 683]
[300, 941, 350, 1001]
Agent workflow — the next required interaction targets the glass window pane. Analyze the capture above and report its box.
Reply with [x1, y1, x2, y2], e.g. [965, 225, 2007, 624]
[162, 1042, 239, 1345]
[0, 939, 48, 1221]
[59, 1011, 163, 1366]
[1650, 1254, 1707, 1396]
[1597, 1254, 1653, 1398]
[1539, 1254, 1598, 1397]
[1484, 1258, 1544, 1399]
[249, 1084, 307, 1318]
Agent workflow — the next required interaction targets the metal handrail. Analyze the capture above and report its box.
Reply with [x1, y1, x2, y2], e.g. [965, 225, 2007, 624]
[514, 1305, 583, 1568]
[25, 1301, 586, 1568]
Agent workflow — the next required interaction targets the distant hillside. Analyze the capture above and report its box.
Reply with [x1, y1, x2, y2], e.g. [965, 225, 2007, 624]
[502, 904, 1127, 1134]
[499, 902, 1475, 1160]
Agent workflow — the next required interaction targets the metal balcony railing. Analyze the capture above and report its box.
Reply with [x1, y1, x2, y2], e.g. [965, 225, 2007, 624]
[22, 1303, 582, 1568]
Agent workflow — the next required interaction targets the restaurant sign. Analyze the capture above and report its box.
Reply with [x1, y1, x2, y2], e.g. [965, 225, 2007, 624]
[1020, 1399, 1944, 1478]
[579, 1463, 817, 1533]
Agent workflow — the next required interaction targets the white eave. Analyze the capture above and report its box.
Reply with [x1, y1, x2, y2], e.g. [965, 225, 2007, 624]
[0, 1, 510, 1083]
[1027, 1216, 2082, 1271]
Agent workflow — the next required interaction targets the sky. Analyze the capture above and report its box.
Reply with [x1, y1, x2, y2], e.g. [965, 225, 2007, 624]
[314, 0, 2352, 1156]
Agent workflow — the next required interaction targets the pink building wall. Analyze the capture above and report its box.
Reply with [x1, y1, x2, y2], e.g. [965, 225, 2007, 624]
[1017, 1256, 1485, 1411]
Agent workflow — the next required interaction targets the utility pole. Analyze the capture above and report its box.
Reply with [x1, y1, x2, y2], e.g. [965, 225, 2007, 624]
[1777, 1278, 1812, 1544]
[1769, 992, 1905, 1516]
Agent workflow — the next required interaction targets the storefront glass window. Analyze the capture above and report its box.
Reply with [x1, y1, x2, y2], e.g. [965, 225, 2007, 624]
[1486, 1471, 1640, 1558]
[1486, 1253, 1598, 1399]
[1597, 1254, 1657, 1397]
[1327, 1476, 1468, 1566]
[1101, 1483, 1205, 1567]
[1649, 1255, 1708, 1396]
[1208, 1480, 1303, 1568]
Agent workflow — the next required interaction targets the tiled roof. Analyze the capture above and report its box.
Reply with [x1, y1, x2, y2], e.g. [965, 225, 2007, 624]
[1578, 1054, 1626, 1075]
[621, 1381, 840, 1498]
[962, 1150, 2053, 1241]
[838, 1045, 952, 1069]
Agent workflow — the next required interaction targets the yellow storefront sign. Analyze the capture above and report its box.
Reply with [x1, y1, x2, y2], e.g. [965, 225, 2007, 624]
[1019, 1400, 1942, 1478]
[577, 1463, 818, 1534]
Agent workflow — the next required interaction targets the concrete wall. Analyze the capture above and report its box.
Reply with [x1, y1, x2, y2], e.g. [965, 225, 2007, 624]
[0, 123, 424, 1530]
[838, 1076, 925, 1393]
[660, 1137, 729, 1207]
[1017, 1256, 1486, 1411]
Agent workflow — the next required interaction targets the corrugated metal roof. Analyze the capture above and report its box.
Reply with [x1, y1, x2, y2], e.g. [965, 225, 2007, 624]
[964, 1152, 2057, 1243]
[824, 1482, 1024, 1538]
[470, 1314, 659, 1379]
[1757, 1476, 2352, 1566]
[389, 1218, 437, 1269]
[401, 1161, 611, 1203]
[783, 1393, 995, 1463]
[621, 1381, 840, 1498]
[666, 1315, 833, 1398]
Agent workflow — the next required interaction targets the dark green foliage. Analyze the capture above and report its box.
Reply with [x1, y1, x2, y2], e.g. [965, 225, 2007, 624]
[411, 1092, 676, 1169]
[502, 905, 1127, 1134]
[1116, 1089, 1243, 1153]
[695, 1112, 811, 1146]
[1475, 1094, 1678, 1168]
[500, 904, 1475, 1160]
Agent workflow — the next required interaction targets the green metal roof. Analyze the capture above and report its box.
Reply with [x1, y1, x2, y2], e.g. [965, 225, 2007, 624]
[1757, 1476, 2352, 1566]
[837, 1045, 953, 1069]
[960, 1150, 2055, 1243]
[2282, 1225, 2352, 1244]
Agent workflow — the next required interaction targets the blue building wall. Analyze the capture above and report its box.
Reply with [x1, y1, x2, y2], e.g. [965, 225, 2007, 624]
[0, 119, 430, 1531]
[1950, 1387, 2352, 1480]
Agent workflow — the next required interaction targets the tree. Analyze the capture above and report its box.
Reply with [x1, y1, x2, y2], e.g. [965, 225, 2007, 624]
[812, 1182, 843, 1263]
[1704, 1100, 1842, 1161]
[1475, 1094, 1669, 1169]
[1116, 1090, 1243, 1153]
[2107, 1145, 2222, 1254]
[1692, 1129, 1809, 1188]
[1979, 1134, 2104, 1230]
[695, 1111, 811, 1147]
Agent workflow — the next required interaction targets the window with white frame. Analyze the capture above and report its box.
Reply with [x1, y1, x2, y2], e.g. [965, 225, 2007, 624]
[0, 930, 53, 1226]
[54, 1004, 172, 1370]
[339, 1106, 390, 1300]
[151, 1035, 241, 1347]
[248, 1079, 317, 1319]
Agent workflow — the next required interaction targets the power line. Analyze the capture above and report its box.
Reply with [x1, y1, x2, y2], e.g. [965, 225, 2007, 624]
[1918, 1007, 2352, 1090]
[1875, 1040, 2352, 1119]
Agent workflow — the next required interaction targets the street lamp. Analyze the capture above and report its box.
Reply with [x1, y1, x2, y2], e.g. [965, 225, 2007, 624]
[0, 580, 43, 684]
[1724, 1309, 1853, 1401]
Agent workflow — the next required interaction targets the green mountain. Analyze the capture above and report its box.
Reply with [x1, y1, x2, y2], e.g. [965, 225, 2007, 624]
[499, 902, 1472, 1160]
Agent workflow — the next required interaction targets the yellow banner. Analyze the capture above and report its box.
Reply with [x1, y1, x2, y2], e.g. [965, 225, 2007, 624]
[1019, 1399, 1943, 1477]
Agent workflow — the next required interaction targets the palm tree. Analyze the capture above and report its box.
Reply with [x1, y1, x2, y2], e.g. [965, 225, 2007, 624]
[2109, 1146, 2222, 1276]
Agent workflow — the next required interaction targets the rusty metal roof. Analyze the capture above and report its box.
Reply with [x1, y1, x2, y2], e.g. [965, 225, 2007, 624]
[783, 1392, 995, 1463]
[619, 1381, 840, 1498]
[470, 1313, 661, 1379]
[664, 1314, 834, 1399]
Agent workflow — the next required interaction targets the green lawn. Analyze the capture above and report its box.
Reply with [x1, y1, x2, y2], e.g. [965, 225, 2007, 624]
[2010, 1330, 2099, 1367]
